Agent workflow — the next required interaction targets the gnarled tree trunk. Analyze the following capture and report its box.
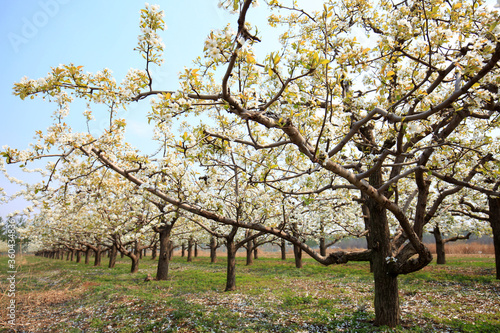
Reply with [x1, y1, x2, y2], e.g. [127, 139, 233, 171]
[368, 171, 400, 327]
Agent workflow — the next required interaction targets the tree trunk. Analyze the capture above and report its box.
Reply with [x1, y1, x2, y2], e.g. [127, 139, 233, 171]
[76, 250, 81, 263]
[368, 171, 400, 327]
[138, 242, 143, 259]
[489, 196, 500, 280]
[246, 238, 254, 266]
[210, 236, 217, 263]
[293, 244, 303, 268]
[194, 242, 198, 257]
[168, 241, 174, 260]
[156, 226, 172, 280]
[85, 247, 91, 265]
[108, 243, 118, 268]
[130, 254, 139, 273]
[151, 243, 157, 260]
[94, 247, 102, 267]
[319, 237, 326, 257]
[362, 201, 374, 272]
[225, 237, 237, 291]
[280, 239, 286, 260]
[253, 239, 258, 259]
[181, 244, 185, 257]
[70, 249, 75, 261]
[433, 225, 446, 265]
[187, 238, 193, 262]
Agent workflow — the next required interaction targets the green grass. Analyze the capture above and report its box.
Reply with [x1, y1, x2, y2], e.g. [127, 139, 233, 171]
[0, 255, 499, 332]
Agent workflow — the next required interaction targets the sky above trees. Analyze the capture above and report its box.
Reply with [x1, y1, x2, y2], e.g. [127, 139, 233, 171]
[0, 0, 497, 218]
[0, 0, 259, 217]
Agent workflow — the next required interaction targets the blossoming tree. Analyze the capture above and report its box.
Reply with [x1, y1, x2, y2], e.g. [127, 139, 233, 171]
[4, 0, 500, 327]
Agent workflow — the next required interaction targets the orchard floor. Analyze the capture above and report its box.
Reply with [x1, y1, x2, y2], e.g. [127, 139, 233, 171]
[0, 254, 499, 332]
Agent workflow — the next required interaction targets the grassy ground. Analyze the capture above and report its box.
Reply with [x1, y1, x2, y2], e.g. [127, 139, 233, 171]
[0, 254, 499, 332]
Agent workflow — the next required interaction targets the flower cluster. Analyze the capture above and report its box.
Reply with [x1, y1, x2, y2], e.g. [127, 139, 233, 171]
[204, 26, 236, 62]
[135, 3, 166, 66]
[121, 68, 149, 98]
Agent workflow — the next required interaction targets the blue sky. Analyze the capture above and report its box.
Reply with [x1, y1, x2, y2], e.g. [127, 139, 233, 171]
[1, 0, 498, 218]
[0, 0, 272, 217]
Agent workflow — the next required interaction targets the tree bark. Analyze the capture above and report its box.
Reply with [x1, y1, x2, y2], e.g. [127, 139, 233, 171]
[368, 171, 400, 327]
[280, 239, 286, 260]
[181, 243, 185, 257]
[489, 196, 500, 280]
[433, 225, 446, 265]
[94, 247, 102, 267]
[319, 237, 326, 257]
[76, 250, 81, 263]
[194, 242, 198, 257]
[293, 243, 303, 268]
[168, 241, 174, 260]
[253, 239, 258, 259]
[156, 225, 172, 280]
[108, 243, 118, 268]
[246, 235, 254, 266]
[151, 242, 157, 260]
[130, 254, 140, 273]
[225, 237, 237, 291]
[138, 241, 143, 259]
[85, 247, 91, 265]
[210, 236, 217, 263]
[362, 200, 374, 272]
